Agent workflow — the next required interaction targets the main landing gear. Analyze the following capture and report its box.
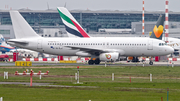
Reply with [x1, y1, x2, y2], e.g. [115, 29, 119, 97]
[132, 57, 140, 62]
[88, 58, 100, 65]
[149, 57, 153, 65]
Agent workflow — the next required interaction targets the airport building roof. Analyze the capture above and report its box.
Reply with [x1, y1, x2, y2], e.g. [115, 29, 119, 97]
[0, 9, 180, 14]
[0, 9, 180, 33]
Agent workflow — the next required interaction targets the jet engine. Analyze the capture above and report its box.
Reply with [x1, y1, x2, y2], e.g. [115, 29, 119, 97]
[99, 52, 120, 62]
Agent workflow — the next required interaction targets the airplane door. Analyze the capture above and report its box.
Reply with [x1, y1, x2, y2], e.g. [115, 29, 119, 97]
[37, 39, 42, 49]
[148, 40, 153, 50]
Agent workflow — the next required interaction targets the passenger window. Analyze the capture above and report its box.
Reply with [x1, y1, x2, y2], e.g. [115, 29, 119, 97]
[159, 43, 161, 46]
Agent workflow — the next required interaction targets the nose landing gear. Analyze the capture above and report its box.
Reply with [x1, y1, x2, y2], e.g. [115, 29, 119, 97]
[149, 61, 153, 65]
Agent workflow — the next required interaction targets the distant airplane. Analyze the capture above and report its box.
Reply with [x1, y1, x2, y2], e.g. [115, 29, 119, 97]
[0, 34, 15, 53]
[164, 37, 180, 56]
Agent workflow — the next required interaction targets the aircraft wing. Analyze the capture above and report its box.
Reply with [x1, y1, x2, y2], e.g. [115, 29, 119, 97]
[65, 46, 125, 55]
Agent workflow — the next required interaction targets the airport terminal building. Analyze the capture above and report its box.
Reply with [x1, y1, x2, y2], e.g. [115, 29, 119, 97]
[0, 9, 180, 39]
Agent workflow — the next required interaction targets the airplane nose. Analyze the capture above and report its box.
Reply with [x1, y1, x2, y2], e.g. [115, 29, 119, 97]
[168, 47, 174, 54]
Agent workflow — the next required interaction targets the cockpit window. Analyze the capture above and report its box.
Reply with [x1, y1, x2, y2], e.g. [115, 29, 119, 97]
[159, 43, 167, 46]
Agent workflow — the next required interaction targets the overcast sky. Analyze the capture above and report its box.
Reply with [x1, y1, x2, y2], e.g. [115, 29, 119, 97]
[0, 0, 179, 12]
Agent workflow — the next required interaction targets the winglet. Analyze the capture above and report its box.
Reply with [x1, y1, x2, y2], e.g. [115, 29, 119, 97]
[57, 7, 90, 38]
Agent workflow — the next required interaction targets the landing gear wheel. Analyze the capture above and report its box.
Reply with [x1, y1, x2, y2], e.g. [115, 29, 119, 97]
[94, 59, 100, 65]
[149, 61, 153, 65]
[132, 57, 140, 62]
[88, 60, 94, 65]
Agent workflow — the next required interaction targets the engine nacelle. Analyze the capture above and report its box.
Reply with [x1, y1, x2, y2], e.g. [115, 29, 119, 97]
[99, 52, 120, 62]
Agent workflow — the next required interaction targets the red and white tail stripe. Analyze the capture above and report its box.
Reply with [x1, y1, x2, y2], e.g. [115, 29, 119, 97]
[165, 0, 169, 43]
[142, 0, 145, 35]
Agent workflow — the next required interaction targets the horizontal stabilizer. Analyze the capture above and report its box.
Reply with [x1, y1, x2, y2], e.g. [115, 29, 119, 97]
[7, 39, 28, 45]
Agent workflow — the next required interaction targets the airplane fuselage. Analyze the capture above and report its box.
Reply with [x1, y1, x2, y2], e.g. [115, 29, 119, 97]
[8, 37, 173, 57]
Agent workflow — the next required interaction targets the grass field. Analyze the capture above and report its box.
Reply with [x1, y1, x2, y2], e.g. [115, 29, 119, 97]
[0, 65, 180, 101]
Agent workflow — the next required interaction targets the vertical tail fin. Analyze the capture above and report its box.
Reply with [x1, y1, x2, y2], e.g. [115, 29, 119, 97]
[9, 11, 40, 39]
[0, 34, 5, 45]
[150, 15, 165, 40]
[57, 7, 90, 38]
[0, 34, 15, 53]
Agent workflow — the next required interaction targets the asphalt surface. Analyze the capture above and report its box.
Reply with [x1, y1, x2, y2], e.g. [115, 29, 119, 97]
[0, 61, 179, 66]
[0, 82, 51, 86]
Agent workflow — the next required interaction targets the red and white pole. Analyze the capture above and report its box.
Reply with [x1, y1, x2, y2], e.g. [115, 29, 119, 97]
[15, 70, 49, 86]
[30, 70, 33, 86]
[165, 0, 169, 43]
[77, 66, 79, 84]
[142, 0, 145, 35]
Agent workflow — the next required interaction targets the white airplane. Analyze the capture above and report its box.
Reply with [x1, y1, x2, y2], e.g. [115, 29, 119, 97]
[7, 9, 173, 65]
[164, 37, 180, 56]
[57, 7, 174, 63]
[164, 37, 180, 49]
